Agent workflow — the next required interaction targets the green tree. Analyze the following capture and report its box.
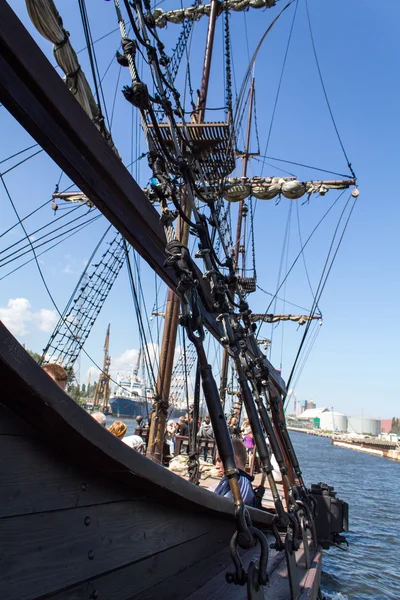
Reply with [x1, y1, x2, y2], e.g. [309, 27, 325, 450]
[67, 384, 81, 402]
[27, 349, 42, 363]
[390, 417, 400, 434]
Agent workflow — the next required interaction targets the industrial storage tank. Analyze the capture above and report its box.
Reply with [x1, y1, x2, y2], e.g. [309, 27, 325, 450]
[347, 416, 381, 436]
[319, 411, 347, 432]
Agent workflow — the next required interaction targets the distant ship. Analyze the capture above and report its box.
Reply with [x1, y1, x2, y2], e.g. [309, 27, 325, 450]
[109, 373, 186, 420]
[109, 373, 153, 419]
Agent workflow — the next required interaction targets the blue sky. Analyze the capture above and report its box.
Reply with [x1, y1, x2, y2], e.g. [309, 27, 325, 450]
[1, 0, 399, 419]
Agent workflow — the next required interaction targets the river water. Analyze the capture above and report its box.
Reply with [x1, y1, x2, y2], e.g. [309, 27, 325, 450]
[291, 431, 400, 600]
[105, 416, 399, 598]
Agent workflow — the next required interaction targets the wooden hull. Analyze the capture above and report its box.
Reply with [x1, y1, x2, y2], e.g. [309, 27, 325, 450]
[0, 324, 321, 599]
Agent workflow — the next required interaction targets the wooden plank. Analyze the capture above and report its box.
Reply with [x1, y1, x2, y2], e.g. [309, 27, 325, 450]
[182, 540, 321, 600]
[184, 535, 285, 600]
[0, 498, 227, 600]
[0, 436, 134, 518]
[45, 524, 234, 600]
[129, 539, 247, 600]
[298, 548, 322, 600]
[0, 402, 38, 436]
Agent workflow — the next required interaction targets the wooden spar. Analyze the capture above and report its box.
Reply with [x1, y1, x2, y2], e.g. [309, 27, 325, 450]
[195, 0, 220, 123]
[147, 2, 221, 460]
[220, 78, 255, 408]
[146, 288, 180, 462]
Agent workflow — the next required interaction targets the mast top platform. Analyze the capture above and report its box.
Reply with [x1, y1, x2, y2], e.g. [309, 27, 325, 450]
[148, 120, 236, 182]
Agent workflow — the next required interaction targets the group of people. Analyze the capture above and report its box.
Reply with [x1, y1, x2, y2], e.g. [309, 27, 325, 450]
[41, 362, 279, 507]
[165, 413, 215, 458]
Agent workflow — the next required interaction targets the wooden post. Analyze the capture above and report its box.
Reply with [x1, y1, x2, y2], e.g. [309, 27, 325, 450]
[146, 193, 191, 463]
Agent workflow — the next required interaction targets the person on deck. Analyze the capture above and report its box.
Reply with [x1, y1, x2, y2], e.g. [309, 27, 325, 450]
[135, 415, 145, 436]
[177, 416, 189, 437]
[165, 419, 176, 456]
[123, 433, 145, 453]
[199, 413, 215, 462]
[108, 420, 127, 439]
[242, 420, 255, 458]
[92, 412, 107, 427]
[42, 363, 68, 391]
[199, 413, 214, 440]
[213, 438, 256, 507]
[228, 416, 240, 438]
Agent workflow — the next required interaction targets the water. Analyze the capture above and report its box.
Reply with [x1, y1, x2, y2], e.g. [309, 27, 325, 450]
[104, 416, 400, 598]
[291, 432, 400, 600]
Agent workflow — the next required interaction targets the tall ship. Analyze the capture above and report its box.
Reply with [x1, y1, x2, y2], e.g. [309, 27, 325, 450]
[0, 1, 357, 598]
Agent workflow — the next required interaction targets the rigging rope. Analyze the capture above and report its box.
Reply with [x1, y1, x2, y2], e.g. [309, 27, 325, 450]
[269, 201, 293, 359]
[263, 0, 298, 161]
[0, 172, 130, 393]
[78, 0, 111, 131]
[0, 143, 39, 166]
[0, 207, 91, 267]
[132, 249, 160, 377]
[43, 229, 126, 369]
[284, 191, 359, 397]
[124, 243, 157, 390]
[0, 149, 44, 177]
[254, 155, 353, 179]
[295, 199, 320, 314]
[256, 189, 348, 338]
[0, 203, 84, 258]
[0, 216, 102, 282]
[304, 0, 356, 180]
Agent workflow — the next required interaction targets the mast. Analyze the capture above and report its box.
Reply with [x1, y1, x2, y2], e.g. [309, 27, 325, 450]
[93, 324, 111, 411]
[234, 77, 255, 270]
[146, 193, 190, 462]
[195, 0, 219, 123]
[146, 1, 221, 462]
[220, 77, 255, 407]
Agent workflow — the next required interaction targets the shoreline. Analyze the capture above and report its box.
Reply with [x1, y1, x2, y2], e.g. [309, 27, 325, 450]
[288, 427, 400, 462]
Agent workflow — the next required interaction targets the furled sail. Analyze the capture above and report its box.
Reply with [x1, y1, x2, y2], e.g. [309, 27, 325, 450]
[26, 0, 118, 155]
[220, 177, 357, 202]
[153, 0, 278, 28]
[250, 314, 322, 325]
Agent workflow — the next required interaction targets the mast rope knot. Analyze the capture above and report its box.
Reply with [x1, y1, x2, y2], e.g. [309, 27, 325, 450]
[122, 82, 150, 110]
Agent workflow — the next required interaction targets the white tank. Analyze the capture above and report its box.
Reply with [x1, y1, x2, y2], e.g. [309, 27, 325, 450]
[319, 412, 347, 432]
[347, 416, 381, 436]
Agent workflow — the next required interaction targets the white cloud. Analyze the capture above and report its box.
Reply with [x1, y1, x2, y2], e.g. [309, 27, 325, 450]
[112, 348, 140, 374]
[110, 343, 183, 380]
[87, 366, 101, 381]
[0, 298, 57, 337]
[34, 308, 57, 333]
